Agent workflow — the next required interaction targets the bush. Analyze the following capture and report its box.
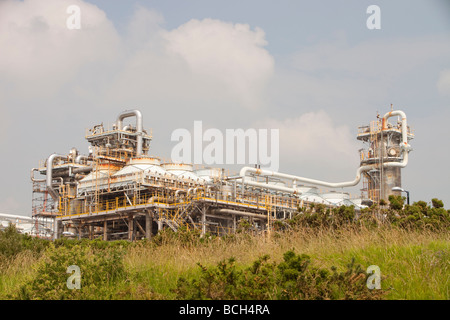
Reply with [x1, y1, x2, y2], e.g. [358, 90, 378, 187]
[174, 250, 386, 300]
[286, 205, 357, 229]
[0, 225, 50, 263]
[389, 195, 405, 211]
[431, 198, 444, 209]
[15, 243, 128, 300]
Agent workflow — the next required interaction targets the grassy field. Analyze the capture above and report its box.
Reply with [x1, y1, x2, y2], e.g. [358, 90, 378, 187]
[1, 224, 448, 300]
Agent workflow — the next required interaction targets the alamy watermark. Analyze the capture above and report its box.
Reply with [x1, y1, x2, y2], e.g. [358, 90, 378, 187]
[66, 265, 81, 290]
[66, 5, 81, 30]
[171, 121, 279, 172]
[366, 265, 381, 289]
[366, 5, 381, 30]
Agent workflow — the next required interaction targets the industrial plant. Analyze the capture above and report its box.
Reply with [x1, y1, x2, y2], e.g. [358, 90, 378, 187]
[28, 109, 413, 240]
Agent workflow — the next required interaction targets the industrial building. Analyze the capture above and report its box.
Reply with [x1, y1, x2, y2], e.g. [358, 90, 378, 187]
[29, 109, 413, 240]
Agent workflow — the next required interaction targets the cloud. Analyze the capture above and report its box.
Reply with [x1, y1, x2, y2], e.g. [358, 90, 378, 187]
[270, 34, 450, 121]
[0, 0, 121, 100]
[437, 69, 450, 96]
[255, 110, 360, 181]
[163, 18, 274, 109]
[104, 10, 275, 110]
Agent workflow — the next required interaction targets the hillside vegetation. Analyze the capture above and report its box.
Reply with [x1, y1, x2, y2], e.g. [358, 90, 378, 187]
[0, 196, 448, 300]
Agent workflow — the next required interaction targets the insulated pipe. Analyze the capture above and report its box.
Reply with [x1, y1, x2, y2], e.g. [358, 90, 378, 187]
[31, 168, 45, 183]
[211, 209, 268, 220]
[116, 110, 143, 156]
[75, 154, 91, 164]
[240, 110, 411, 191]
[46, 154, 67, 202]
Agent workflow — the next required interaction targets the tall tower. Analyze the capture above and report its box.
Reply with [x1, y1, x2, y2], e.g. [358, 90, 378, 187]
[357, 109, 414, 203]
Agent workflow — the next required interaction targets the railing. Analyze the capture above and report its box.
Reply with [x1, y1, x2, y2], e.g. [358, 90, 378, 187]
[60, 188, 302, 218]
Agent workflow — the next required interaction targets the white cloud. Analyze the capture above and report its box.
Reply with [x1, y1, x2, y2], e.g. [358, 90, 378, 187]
[163, 18, 274, 109]
[255, 110, 360, 181]
[437, 69, 450, 96]
[99, 8, 275, 111]
[0, 0, 121, 99]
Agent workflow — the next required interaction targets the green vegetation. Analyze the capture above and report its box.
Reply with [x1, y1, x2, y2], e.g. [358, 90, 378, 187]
[0, 197, 448, 300]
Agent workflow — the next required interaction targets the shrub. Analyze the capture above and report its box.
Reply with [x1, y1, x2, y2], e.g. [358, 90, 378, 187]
[174, 250, 386, 300]
[431, 198, 444, 209]
[15, 243, 128, 300]
[0, 225, 50, 263]
[389, 195, 405, 211]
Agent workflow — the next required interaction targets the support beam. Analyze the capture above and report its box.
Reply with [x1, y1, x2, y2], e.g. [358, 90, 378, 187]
[201, 206, 206, 236]
[103, 220, 108, 241]
[135, 219, 145, 238]
[128, 215, 134, 241]
[145, 211, 152, 240]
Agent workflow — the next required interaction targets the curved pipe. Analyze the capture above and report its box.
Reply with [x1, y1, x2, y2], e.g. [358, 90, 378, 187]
[46, 154, 67, 203]
[31, 168, 45, 183]
[187, 188, 199, 197]
[116, 110, 143, 156]
[240, 110, 411, 191]
[75, 154, 91, 165]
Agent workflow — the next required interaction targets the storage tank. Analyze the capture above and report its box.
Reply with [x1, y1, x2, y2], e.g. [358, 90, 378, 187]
[162, 163, 204, 182]
[195, 167, 223, 184]
[321, 191, 352, 206]
[78, 163, 122, 193]
[297, 186, 331, 204]
[112, 157, 168, 177]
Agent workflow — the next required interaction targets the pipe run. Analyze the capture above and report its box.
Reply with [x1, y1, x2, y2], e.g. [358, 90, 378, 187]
[116, 110, 144, 156]
[211, 209, 268, 220]
[239, 110, 411, 192]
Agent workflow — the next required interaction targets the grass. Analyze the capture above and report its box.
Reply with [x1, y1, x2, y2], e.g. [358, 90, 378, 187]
[121, 226, 449, 300]
[0, 224, 448, 299]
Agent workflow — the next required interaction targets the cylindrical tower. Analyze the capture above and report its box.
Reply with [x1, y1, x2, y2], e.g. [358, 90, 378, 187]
[357, 110, 414, 203]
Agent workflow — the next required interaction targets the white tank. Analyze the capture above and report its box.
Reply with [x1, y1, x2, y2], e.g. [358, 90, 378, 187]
[112, 157, 168, 177]
[79, 163, 121, 183]
[195, 167, 223, 183]
[296, 185, 330, 204]
[78, 163, 122, 194]
[321, 191, 350, 205]
[296, 186, 319, 194]
[162, 163, 204, 182]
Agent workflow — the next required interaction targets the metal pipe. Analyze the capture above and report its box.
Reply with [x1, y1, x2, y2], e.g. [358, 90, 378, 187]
[46, 154, 67, 202]
[116, 110, 143, 156]
[31, 168, 45, 182]
[240, 110, 411, 191]
[211, 209, 268, 220]
[75, 154, 91, 164]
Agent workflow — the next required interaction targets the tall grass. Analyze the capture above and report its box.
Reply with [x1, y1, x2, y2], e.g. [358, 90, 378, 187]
[0, 223, 448, 299]
[123, 225, 449, 299]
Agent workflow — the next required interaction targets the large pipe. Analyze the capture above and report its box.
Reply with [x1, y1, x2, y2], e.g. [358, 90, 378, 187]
[211, 209, 268, 220]
[116, 110, 143, 156]
[240, 110, 411, 192]
[46, 154, 67, 203]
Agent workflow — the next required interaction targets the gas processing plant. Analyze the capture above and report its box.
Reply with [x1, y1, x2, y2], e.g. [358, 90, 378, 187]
[30, 109, 413, 240]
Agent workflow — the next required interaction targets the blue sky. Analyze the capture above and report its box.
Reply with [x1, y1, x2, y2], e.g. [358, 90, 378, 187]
[0, 0, 449, 215]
